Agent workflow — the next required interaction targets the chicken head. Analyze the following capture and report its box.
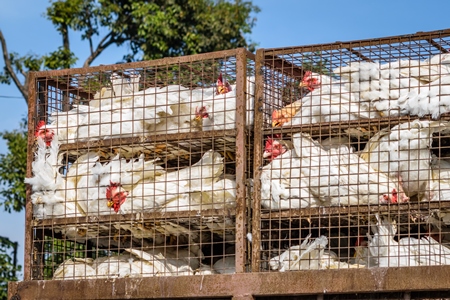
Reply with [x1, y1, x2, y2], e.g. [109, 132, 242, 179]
[194, 106, 209, 122]
[216, 73, 232, 95]
[106, 181, 129, 213]
[380, 188, 409, 204]
[35, 120, 55, 147]
[263, 137, 289, 161]
[299, 71, 321, 92]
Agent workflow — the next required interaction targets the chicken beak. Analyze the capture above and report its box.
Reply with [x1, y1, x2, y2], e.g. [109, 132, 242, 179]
[263, 151, 272, 158]
[272, 120, 281, 127]
[217, 86, 225, 94]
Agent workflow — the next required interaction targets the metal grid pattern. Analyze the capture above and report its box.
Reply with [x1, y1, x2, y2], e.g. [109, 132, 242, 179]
[252, 29, 450, 273]
[26, 49, 255, 280]
[13, 29, 450, 299]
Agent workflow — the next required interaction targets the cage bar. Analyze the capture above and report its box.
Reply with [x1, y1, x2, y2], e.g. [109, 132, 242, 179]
[10, 28, 450, 300]
[24, 48, 255, 282]
[253, 28, 450, 274]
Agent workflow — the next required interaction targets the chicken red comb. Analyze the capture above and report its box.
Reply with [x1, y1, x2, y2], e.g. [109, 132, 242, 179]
[106, 181, 121, 199]
[303, 71, 312, 77]
[34, 120, 46, 136]
[391, 188, 398, 204]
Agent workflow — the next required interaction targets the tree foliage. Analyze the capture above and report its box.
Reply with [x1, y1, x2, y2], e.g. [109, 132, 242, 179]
[0, 0, 259, 290]
[1, 0, 259, 103]
[0, 236, 21, 299]
[0, 0, 259, 211]
[0, 120, 27, 213]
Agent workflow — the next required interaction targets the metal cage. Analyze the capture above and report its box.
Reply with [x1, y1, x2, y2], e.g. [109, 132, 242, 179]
[24, 48, 255, 281]
[252, 29, 450, 277]
[9, 29, 450, 300]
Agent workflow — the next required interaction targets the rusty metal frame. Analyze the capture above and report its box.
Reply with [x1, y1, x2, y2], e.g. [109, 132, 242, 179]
[251, 27, 450, 291]
[14, 29, 450, 299]
[9, 266, 450, 299]
[23, 48, 256, 283]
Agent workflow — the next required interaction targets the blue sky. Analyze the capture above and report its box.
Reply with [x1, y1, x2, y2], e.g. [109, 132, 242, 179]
[1, 0, 450, 279]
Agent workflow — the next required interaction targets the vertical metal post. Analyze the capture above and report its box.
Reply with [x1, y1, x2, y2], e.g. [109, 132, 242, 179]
[24, 72, 37, 280]
[234, 48, 248, 273]
[251, 49, 265, 272]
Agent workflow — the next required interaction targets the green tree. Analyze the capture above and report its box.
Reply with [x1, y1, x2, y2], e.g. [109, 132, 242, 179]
[1, 0, 259, 103]
[0, 0, 259, 293]
[0, 120, 28, 213]
[0, 237, 21, 299]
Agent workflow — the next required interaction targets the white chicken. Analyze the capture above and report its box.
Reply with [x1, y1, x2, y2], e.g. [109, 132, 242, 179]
[424, 155, 450, 202]
[387, 53, 450, 84]
[333, 61, 418, 117]
[360, 120, 450, 198]
[45, 105, 90, 144]
[260, 148, 320, 209]
[261, 133, 406, 209]
[294, 133, 407, 205]
[399, 74, 450, 119]
[213, 256, 235, 274]
[283, 72, 376, 127]
[53, 245, 204, 280]
[194, 75, 255, 131]
[25, 135, 97, 218]
[53, 258, 96, 280]
[76, 154, 164, 216]
[366, 214, 450, 267]
[107, 150, 234, 214]
[269, 235, 328, 272]
[333, 54, 450, 118]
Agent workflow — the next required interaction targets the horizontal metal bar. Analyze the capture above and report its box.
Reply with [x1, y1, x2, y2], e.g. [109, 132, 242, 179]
[33, 208, 236, 227]
[263, 28, 450, 56]
[31, 48, 249, 78]
[58, 129, 240, 152]
[260, 201, 450, 220]
[9, 266, 450, 299]
[263, 113, 450, 137]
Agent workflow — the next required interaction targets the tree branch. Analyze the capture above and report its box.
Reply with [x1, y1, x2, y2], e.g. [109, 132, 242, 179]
[0, 30, 28, 103]
[62, 24, 70, 51]
[82, 31, 118, 68]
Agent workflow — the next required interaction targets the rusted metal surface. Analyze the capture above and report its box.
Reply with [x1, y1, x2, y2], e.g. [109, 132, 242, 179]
[9, 266, 450, 299]
[251, 49, 265, 273]
[263, 113, 450, 138]
[264, 28, 450, 57]
[255, 27, 450, 277]
[260, 201, 450, 220]
[33, 208, 236, 227]
[234, 48, 249, 273]
[25, 72, 37, 281]
[21, 28, 450, 298]
[26, 48, 256, 282]
[32, 48, 249, 78]
[262, 54, 304, 79]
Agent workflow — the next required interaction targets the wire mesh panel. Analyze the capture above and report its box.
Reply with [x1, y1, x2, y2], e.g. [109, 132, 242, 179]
[252, 29, 450, 273]
[25, 49, 255, 280]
